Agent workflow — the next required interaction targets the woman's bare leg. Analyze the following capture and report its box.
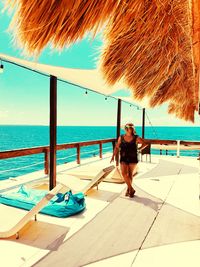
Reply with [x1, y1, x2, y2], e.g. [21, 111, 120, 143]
[126, 163, 137, 197]
[128, 163, 137, 184]
[120, 163, 134, 195]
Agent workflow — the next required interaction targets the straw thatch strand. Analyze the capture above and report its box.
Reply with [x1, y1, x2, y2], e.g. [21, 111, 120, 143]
[4, 0, 199, 121]
[168, 101, 196, 122]
[192, 0, 200, 107]
[100, 0, 198, 121]
[6, 0, 120, 55]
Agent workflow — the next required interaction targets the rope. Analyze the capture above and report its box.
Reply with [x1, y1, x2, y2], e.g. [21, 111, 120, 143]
[0, 145, 114, 175]
[57, 153, 77, 161]
[56, 146, 112, 161]
[102, 146, 112, 151]
[0, 161, 44, 174]
[81, 149, 99, 155]
[145, 111, 159, 139]
[1, 60, 140, 109]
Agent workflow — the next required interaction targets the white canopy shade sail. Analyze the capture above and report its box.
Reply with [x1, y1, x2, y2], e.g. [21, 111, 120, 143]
[0, 53, 125, 95]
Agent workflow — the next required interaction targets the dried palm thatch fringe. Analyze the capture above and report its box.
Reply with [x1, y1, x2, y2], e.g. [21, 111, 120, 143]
[192, 0, 200, 111]
[4, 0, 199, 121]
[100, 0, 197, 122]
[6, 0, 120, 55]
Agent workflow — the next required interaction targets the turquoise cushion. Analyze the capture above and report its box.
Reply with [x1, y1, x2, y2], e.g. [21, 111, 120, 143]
[0, 186, 86, 218]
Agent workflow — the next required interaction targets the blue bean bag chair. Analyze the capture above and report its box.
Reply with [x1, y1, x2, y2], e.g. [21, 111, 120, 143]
[0, 185, 86, 218]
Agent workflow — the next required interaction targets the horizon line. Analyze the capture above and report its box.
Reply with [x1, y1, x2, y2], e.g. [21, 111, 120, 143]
[0, 124, 199, 127]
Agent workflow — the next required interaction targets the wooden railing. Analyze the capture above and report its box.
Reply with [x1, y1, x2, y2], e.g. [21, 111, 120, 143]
[0, 138, 200, 175]
[144, 139, 200, 146]
[144, 139, 200, 157]
[0, 138, 116, 175]
[144, 139, 177, 145]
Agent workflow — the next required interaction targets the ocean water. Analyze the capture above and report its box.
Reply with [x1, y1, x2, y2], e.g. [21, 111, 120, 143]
[0, 125, 200, 180]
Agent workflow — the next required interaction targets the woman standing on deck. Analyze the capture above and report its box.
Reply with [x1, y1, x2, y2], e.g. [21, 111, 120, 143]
[110, 123, 147, 198]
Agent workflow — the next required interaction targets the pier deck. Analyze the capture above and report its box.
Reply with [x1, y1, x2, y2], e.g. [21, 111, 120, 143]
[0, 154, 199, 267]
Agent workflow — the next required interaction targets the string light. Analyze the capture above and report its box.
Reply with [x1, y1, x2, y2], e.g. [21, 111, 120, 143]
[1, 57, 144, 111]
[0, 60, 4, 74]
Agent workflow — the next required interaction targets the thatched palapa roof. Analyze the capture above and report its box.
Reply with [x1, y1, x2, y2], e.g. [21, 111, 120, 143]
[4, 0, 200, 122]
[5, 0, 120, 55]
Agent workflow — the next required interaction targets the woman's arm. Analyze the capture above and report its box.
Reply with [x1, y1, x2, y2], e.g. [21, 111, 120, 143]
[110, 136, 121, 163]
[136, 137, 148, 151]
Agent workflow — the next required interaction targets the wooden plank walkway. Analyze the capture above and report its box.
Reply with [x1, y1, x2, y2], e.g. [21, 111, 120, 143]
[0, 155, 199, 267]
[33, 187, 164, 267]
[33, 158, 200, 267]
[142, 202, 200, 249]
[137, 159, 198, 179]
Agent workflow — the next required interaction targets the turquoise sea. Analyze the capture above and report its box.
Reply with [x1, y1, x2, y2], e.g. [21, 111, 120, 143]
[0, 125, 200, 180]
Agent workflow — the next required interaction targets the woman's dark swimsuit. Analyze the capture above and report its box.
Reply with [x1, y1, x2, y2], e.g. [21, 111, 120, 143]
[120, 134, 138, 164]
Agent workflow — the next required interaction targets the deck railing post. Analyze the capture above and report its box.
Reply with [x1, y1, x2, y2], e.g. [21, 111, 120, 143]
[112, 141, 115, 154]
[44, 149, 49, 174]
[99, 142, 102, 158]
[77, 144, 80, 164]
[116, 99, 121, 166]
[49, 75, 57, 190]
[142, 108, 145, 139]
[177, 140, 180, 158]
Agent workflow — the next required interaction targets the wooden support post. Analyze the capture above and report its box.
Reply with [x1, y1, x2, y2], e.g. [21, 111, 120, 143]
[99, 143, 102, 158]
[49, 75, 57, 190]
[142, 108, 145, 139]
[116, 99, 121, 166]
[77, 144, 80, 164]
[44, 149, 49, 174]
[112, 141, 115, 151]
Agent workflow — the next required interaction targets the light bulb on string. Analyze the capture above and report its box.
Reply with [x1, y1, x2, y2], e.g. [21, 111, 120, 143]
[0, 61, 4, 74]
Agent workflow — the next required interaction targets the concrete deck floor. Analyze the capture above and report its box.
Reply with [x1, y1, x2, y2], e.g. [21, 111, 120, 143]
[0, 154, 199, 267]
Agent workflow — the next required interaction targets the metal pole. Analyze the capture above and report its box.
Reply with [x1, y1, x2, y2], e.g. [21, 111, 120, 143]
[49, 75, 57, 190]
[198, 153, 200, 199]
[177, 140, 180, 158]
[116, 99, 121, 166]
[142, 108, 145, 139]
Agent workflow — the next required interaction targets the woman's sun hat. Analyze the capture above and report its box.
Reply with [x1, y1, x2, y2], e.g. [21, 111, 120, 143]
[121, 122, 135, 129]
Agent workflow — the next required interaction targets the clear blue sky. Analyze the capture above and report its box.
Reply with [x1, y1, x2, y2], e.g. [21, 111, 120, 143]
[0, 3, 199, 126]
